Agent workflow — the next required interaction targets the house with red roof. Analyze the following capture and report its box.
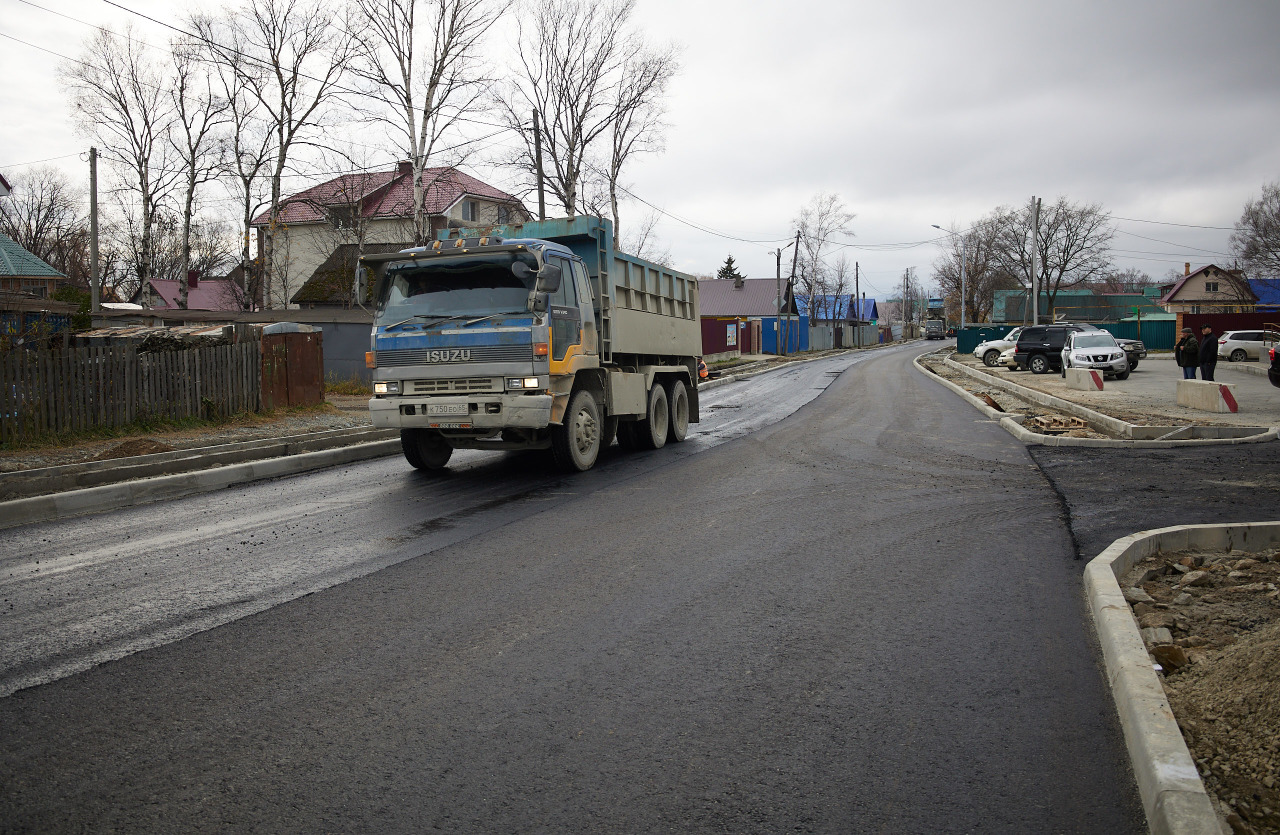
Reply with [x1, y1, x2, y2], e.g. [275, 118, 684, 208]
[130, 274, 245, 311]
[1158, 263, 1257, 314]
[251, 163, 529, 309]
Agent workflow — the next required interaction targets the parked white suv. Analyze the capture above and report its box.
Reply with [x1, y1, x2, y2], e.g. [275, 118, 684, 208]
[1060, 330, 1130, 380]
[1217, 330, 1280, 362]
[973, 327, 1023, 367]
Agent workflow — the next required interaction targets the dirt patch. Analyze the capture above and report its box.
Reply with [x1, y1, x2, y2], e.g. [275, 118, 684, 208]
[1121, 547, 1280, 834]
[92, 439, 176, 460]
[918, 352, 1113, 439]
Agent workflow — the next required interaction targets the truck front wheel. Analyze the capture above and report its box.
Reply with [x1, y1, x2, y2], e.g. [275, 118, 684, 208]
[551, 389, 601, 472]
[666, 379, 689, 443]
[401, 429, 452, 471]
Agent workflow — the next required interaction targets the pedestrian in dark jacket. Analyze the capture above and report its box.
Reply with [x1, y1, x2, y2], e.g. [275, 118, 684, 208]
[1175, 327, 1198, 379]
[1198, 323, 1217, 381]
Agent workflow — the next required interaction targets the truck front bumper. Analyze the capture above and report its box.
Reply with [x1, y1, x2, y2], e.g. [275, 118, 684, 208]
[369, 393, 553, 431]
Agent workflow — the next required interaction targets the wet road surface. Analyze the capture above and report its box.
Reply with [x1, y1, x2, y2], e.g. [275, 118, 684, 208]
[1, 343, 1144, 832]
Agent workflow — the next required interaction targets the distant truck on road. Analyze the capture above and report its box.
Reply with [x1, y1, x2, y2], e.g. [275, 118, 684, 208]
[358, 216, 701, 473]
[925, 319, 946, 339]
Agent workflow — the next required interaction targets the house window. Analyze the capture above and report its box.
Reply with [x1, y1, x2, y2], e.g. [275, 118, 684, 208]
[330, 207, 356, 230]
[461, 200, 477, 222]
[1190, 305, 1201, 314]
[497, 205, 510, 224]
[1205, 281, 1218, 292]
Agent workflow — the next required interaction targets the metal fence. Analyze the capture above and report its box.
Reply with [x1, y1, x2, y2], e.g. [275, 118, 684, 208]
[1, 341, 261, 445]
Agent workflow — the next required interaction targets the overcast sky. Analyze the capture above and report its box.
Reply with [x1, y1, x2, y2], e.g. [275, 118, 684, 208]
[3, 0, 1279, 300]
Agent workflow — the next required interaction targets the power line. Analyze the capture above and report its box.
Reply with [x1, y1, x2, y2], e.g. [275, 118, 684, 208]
[0, 152, 83, 169]
[1113, 215, 1234, 231]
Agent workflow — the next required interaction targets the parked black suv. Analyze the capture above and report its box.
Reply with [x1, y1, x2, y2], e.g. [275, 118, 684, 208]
[1013, 323, 1095, 374]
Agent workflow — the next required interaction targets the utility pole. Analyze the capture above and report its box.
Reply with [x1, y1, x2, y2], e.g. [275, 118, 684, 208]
[854, 261, 860, 348]
[959, 236, 967, 330]
[1030, 195, 1041, 325]
[775, 247, 782, 355]
[902, 269, 908, 340]
[784, 230, 800, 356]
[533, 109, 545, 221]
[89, 147, 100, 314]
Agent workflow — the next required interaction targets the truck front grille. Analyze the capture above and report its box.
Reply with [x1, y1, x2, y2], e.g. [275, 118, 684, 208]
[377, 345, 532, 366]
[408, 377, 502, 394]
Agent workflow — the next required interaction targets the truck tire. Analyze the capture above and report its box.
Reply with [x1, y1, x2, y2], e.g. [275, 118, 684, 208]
[666, 378, 689, 443]
[636, 382, 668, 450]
[401, 429, 452, 471]
[551, 389, 601, 472]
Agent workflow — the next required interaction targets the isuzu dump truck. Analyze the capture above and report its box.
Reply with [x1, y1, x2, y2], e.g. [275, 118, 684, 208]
[358, 216, 701, 473]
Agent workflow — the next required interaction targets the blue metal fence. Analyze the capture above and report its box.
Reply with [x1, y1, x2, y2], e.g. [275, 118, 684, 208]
[956, 325, 1015, 354]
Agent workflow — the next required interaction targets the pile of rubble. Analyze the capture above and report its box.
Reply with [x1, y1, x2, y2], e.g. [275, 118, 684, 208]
[1122, 548, 1280, 834]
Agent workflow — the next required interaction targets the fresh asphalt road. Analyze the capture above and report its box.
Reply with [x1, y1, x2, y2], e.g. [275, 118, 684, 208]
[0, 343, 1144, 833]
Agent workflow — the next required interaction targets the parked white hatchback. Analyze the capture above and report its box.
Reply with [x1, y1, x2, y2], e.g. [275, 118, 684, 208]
[973, 327, 1024, 367]
[1060, 330, 1130, 379]
[1217, 329, 1280, 362]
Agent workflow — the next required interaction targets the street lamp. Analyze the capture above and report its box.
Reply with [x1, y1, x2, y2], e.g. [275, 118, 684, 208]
[932, 225, 967, 331]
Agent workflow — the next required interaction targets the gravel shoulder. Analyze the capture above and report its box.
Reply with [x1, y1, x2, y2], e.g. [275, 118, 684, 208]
[1121, 546, 1280, 835]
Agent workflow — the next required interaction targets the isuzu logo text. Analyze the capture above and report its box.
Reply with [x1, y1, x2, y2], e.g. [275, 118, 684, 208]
[425, 349, 471, 362]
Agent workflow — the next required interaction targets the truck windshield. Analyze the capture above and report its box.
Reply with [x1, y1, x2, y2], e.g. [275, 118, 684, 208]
[374, 252, 539, 324]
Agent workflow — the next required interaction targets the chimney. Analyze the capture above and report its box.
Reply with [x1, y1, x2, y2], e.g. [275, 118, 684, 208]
[1185, 262, 1190, 277]
[397, 160, 413, 177]
[187, 269, 199, 289]
[734, 276, 744, 289]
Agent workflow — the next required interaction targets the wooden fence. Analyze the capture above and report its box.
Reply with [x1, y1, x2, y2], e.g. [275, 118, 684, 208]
[0, 341, 261, 445]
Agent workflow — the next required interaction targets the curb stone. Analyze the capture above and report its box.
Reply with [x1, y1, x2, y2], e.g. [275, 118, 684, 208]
[0, 439, 402, 532]
[912, 352, 1278, 447]
[1085, 522, 1280, 835]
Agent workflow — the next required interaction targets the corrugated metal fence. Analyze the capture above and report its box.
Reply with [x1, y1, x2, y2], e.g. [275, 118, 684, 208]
[1, 342, 261, 445]
[1096, 320, 1177, 350]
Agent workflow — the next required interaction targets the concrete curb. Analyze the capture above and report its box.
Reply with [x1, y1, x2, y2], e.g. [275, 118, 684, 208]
[1085, 522, 1280, 835]
[0, 439, 402, 531]
[919, 353, 1277, 448]
[0, 427, 397, 501]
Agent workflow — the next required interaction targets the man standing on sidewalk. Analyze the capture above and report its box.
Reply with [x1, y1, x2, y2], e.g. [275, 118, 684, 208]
[1198, 323, 1218, 381]
[1175, 327, 1198, 379]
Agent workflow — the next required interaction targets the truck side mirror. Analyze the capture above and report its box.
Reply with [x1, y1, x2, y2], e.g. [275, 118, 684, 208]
[354, 265, 368, 301]
[539, 263, 563, 293]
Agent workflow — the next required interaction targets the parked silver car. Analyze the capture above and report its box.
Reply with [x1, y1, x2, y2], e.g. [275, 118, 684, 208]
[1060, 330, 1130, 380]
[1217, 329, 1280, 362]
[973, 327, 1024, 367]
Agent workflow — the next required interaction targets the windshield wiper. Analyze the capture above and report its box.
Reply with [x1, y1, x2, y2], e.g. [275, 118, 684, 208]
[383, 313, 465, 331]
[463, 310, 527, 327]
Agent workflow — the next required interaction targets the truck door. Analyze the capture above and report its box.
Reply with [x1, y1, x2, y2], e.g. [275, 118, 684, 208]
[547, 253, 583, 368]
[571, 259, 598, 356]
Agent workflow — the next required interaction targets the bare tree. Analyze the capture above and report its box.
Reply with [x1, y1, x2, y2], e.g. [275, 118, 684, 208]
[60, 25, 180, 307]
[598, 42, 677, 248]
[1231, 180, 1280, 280]
[349, 0, 506, 245]
[0, 165, 88, 281]
[1086, 267, 1158, 294]
[621, 208, 671, 266]
[989, 197, 1115, 321]
[792, 192, 855, 324]
[500, 0, 639, 219]
[931, 215, 1018, 324]
[170, 38, 230, 308]
[202, 0, 355, 308]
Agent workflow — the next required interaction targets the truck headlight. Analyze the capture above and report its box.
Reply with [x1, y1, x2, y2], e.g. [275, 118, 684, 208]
[374, 381, 399, 395]
[507, 377, 541, 390]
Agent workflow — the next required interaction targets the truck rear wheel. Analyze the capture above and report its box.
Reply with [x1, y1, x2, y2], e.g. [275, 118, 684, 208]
[551, 389, 601, 472]
[637, 382, 668, 450]
[401, 429, 452, 471]
[666, 378, 689, 443]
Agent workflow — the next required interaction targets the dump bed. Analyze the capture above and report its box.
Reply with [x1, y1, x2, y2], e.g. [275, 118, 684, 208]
[444, 216, 701, 362]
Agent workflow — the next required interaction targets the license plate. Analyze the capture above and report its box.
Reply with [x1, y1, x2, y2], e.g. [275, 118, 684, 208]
[428, 404, 468, 415]
[430, 422, 471, 429]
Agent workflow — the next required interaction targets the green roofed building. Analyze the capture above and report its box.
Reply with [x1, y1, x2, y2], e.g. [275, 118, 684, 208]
[0, 232, 67, 299]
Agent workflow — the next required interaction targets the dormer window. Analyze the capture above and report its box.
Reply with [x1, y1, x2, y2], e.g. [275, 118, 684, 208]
[330, 207, 356, 230]
[461, 200, 477, 222]
[1205, 281, 1218, 292]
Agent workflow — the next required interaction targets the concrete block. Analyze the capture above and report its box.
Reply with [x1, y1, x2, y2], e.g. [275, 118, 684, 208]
[1176, 379, 1239, 413]
[1065, 367, 1105, 391]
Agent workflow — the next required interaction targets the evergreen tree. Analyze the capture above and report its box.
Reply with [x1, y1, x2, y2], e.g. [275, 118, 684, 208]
[716, 255, 745, 282]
